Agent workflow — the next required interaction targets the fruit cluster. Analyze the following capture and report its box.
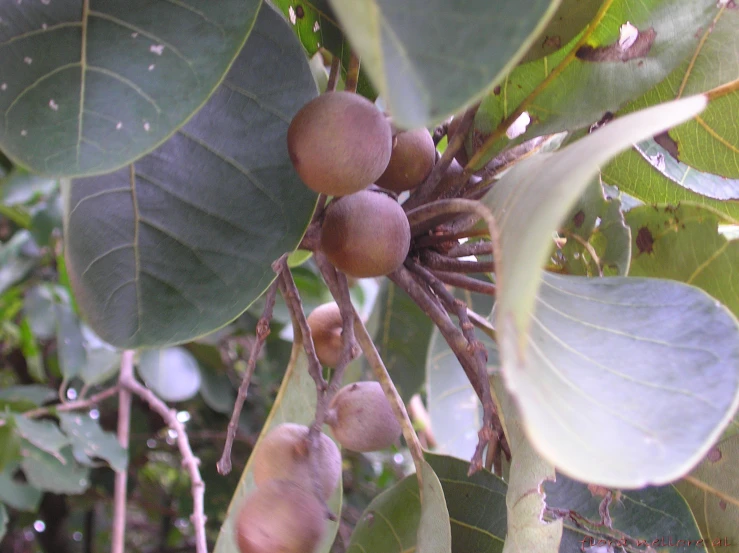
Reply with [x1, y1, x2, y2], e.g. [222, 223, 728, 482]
[235, 381, 400, 553]
[288, 91, 437, 278]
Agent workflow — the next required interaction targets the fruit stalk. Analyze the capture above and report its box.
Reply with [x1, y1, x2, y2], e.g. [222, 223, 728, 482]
[420, 249, 496, 274]
[217, 278, 280, 476]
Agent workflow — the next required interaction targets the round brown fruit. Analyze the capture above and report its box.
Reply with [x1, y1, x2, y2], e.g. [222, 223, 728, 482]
[306, 303, 344, 368]
[252, 423, 341, 501]
[236, 479, 325, 553]
[326, 381, 401, 452]
[320, 190, 410, 278]
[287, 91, 392, 196]
[376, 128, 436, 193]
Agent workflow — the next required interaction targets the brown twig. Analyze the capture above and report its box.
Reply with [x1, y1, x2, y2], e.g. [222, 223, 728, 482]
[403, 105, 479, 211]
[445, 241, 495, 258]
[414, 227, 490, 249]
[217, 279, 279, 475]
[406, 261, 503, 474]
[120, 367, 207, 553]
[326, 56, 341, 92]
[273, 257, 327, 394]
[345, 52, 360, 93]
[408, 394, 436, 449]
[23, 385, 119, 419]
[430, 270, 497, 296]
[111, 351, 134, 553]
[420, 250, 495, 273]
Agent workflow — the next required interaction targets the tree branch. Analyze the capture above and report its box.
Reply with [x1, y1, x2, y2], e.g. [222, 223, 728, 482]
[420, 250, 495, 273]
[345, 52, 360, 93]
[120, 364, 208, 553]
[111, 350, 134, 553]
[217, 278, 279, 475]
[24, 385, 119, 419]
[445, 241, 495, 258]
[429, 270, 496, 296]
[326, 55, 341, 92]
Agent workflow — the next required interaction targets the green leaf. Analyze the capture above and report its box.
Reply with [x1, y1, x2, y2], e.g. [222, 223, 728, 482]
[0, 471, 42, 512]
[0, 422, 21, 473]
[425, 453, 507, 553]
[621, 4, 739, 178]
[490, 376, 562, 553]
[519, 0, 603, 63]
[0, 230, 39, 296]
[602, 146, 739, 223]
[58, 412, 127, 472]
[64, 5, 318, 348]
[213, 339, 342, 553]
[472, 0, 718, 164]
[0, 167, 57, 206]
[13, 416, 70, 458]
[78, 325, 121, 386]
[370, 281, 433, 401]
[546, 473, 707, 551]
[24, 284, 66, 340]
[674, 434, 739, 549]
[0, 0, 260, 177]
[0, 503, 6, 542]
[20, 445, 90, 495]
[19, 318, 45, 383]
[556, 177, 631, 277]
[0, 385, 56, 412]
[55, 302, 87, 380]
[502, 272, 739, 487]
[137, 347, 202, 403]
[625, 203, 739, 319]
[484, 95, 706, 349]
[346, 459, 451, 553]
[198, 362, 236, 415]
[327, 0, 560, 128]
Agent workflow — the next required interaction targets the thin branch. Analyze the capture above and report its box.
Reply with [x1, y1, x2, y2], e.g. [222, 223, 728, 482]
[408, 394, 436, 449]
[350, 302, 425, 476]
[406, 261, 504, 474]
[403, 105, 478, 211]
[445, 241, 495, 258]
[111, 350, 134, 553]
[414, 227, 490, 249]
[273, 257, 327, 394]
[120, 369, 208, 553]
[326, 55, 341, 92]
[217, 279, 279, 475]
[420, 250, 495, 273]
[345, 52, 360, 93]
[24, 386, 119, 419]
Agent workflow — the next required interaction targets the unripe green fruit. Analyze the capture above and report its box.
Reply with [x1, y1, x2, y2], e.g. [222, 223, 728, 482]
[326, 381, 401, 452]
[236, 479, 325, 553]
[287, 91, 392, 196]
[376, 128, 436, 193]
[320, 190, 410, 278]
[306, 303, 344, 368]
[252, 423, 341, 501]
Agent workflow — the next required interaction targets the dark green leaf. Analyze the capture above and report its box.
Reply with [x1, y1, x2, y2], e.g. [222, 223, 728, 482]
[0, 423, 21, 473]
[370, 281, 433, 401]
[0, 385, 55, 412]
[24, 284, 67, 340]
[0, 0, 260, 177]
[0, 231, 39, 296]
[78, 325, 121, 386]
[472, 0, 718, 164]
[58, 412, 127, 472]
[0, 471, 42, 512]
[20, 445, 90, 495]
[327, 0, 559, 128]
[0, 503, 6, 541]
[29, 192, 63, 247]
[198, 363, 236, 415]
[626, 204, 739, 319]
[348, 454, 503, 553]
[65, 5, 318, 348]
[138, 347, 202, 403]
[602, 147, 739, 223]
[14, 417, 69, 457]
[55, 302, 87, 380]
[213, 339, 341, 553]
[546, 473, 706, 552]
[19, 318, 45, 383]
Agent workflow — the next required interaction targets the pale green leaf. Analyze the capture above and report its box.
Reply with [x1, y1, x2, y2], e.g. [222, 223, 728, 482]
[137, 347, 202, 403]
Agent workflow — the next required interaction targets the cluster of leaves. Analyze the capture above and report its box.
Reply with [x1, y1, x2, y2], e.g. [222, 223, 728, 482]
[0, 0, 737, 552]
